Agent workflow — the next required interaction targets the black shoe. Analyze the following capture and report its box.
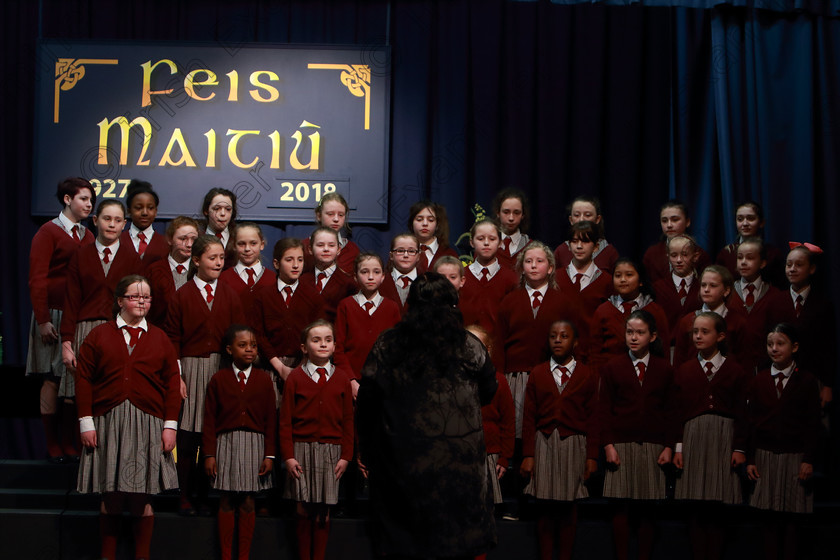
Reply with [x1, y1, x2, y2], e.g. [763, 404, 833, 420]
[47, 455, 66, 465]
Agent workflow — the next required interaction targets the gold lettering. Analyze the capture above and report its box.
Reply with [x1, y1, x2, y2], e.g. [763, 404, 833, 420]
[249, 71, 280, 103]
[268, 131, 283, 170]
[140, 59, 178, 107]
[226, 71, 239, 102]
[184, 69, 217, 101]
[227, 129, 260, 169]
[290, 120, 321, 170]
[158, 128, 197, 167]
[97, 116, 152, 166]
[204, 130, 217, 168]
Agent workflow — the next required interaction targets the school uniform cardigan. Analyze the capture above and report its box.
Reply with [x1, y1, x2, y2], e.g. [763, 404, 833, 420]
[75, 321, 181, 422]
[651, 277, 701, 344]
[29, 220, 95, 324]
[251, 282, 326, 360]
[145, 258, 178, 327]
[522, 362, 600, 460]
[459, 266, 518, 336]
[673, 309, 749, 371]
[219, 265, 275, 318]
[301, 268, 358, 323]
[495, 288, 584, 372]
[333, 297, 402, 379]
[497, 234, 533, 271]
[673, 358, 750, 451]
[416, 245, 459, 275]
[727, 283, 781, 373]
[766, 288, 837, 388]
[555, 267, 614, 320]
[554, 241, 620, 273]
[163, 280, 246, 358]
[60, 244, 143, 340]
[202, 367, 277, 458]
[587, 300, 670, 371]
[643, 241, 711, 285]
[119, 229, 169, 270]
[598, 354, 676, 447]
[278, 366, 355, 462]
[379, 274, 410, 316]
[302, 237, 361, 276]
[747, 367, 822, 464]
[482, 372, 516, 468]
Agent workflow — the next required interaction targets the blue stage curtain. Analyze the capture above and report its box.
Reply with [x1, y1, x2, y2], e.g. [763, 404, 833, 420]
[546, 0, 840, 17]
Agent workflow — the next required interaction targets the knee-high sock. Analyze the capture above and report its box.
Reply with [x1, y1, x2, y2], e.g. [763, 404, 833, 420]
[100, 514, 120, 560]
[176, 430, 199, 500]
[218, 509, 235, 560]
[132, 515, 154, 559]
[296, 516, 312, 560]
[60, 400, 80, 455]
[312, 518, 330, 560]
[238, 510, 256, 560]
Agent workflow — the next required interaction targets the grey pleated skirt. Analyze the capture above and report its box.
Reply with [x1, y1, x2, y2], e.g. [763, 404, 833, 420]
[61, 319, 106, 398]
[603, 442, 667, 500]
[675, 414, 741, 504]
[77, 400, 178, 494]
[750, 449, 812, 513]
[179, 353, 221, 433]
[525, 432, 588, 501]
[213, 430, 273, 493]
[283, 441, 341, 505]
[25, 309, 65, 378]
[486, 453, 503, 504]
[505, 370, 530, 439]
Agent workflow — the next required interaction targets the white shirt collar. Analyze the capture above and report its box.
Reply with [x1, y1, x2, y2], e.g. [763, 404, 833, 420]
[468, 260, 500, 278]
[566, 261, 598, 280]
[235, 261, 264, 281]
[739, 276, 764, 293]
[699, 351, 726, 372]
[525, 283, 548, 299]
[116, 314, 148, 332]
[790, 285, 811, 303]
[314, 263, 337, 280]
[233, 364, 253, 382]
[130, 223, 155, 239]
[629, 351, 650, 369]
[168, 254, 188, 272]
[303, 360, 334, 382]
[672, 271, 695, 289]
[770, 361, 795, 379]
[392, 268, 418, 282]
[701, 302, 728, 317]
[95, 239, 120, 256]
[503, 231, 522, 247]
[194, 275, 218, 292]
[58, 212, 80, 236]
[277, 278, 299, 293]
[353, 292, 383, 309]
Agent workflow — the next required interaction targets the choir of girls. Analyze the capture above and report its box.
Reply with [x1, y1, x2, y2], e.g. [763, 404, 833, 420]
[26, 178, 835, 560]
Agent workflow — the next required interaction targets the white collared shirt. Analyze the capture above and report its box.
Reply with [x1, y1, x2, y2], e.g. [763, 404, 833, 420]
[672, 271, 695, 291]
[698, 350, 726, 375]
[392, 268, 418, 285]
[207, 226, 230, 247]
[169, 255, 188, 273]
[129, 223, 156, 253]
[277, 278, 299, 295]
[58, 212, 81, 238]
[303, 361, 334, 383]
[629, 351, 650, 379]
[566, 261, 598, 290]
[194, 275, 218, 297]
[233, 364, 253, 384]
[770, 361, 795, 389]
[468, 260, 500, 280]
[502, 231, 522, 254]
[95, 239, 120, 261]
[235, 261, 265, 284]
[420, 237, 439, 262]
[353, 292, 383, 313]
[550, 357, 576, 388]
[790, 285, 811, 306]
[701, 302, 728, 318]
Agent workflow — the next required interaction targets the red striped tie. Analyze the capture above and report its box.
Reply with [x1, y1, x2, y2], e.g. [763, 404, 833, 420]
[238, 371, 246, 391]
[72, 225, 80, 241]
[245, 268, 256, 287]
[316, 367, 327, 385]
[102, 247, 111, 264]
[745, 284, 755, 307]
[637, 362, 646, 384]
[204, 284, 214, 304]
[137, 232, 148, 256]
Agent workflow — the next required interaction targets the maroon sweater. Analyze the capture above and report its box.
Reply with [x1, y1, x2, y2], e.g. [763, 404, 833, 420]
[251, 282, 326, 361]
[459, 266, 518, 338]
[497, 235, 533, 272]
[334, 297, 401, 379]
[523, 361, 600, 459]
[588, 300, 670, 372]
[120, 228, 169, 271]
[75, 322, 180, 421]
[278, 366, 354, 461]
[145, 258, 180, 327]
[495, 287, 584, 372]
[379, 274, 410, 316]
[60, 244, 143, 340]
[673, 357, 750, 451]
[747, 366, 822, 464]
[417, 245, 459, 275]
[202, 367, 277, 458]
[726, 283, 781, 374]
[482, 372, 516, 467]
[651, 277, 702, 345]
[163, 280, 245, 358]
[301, 268, 358, 323]
[598, 353, 676, 447]
[219, 266, 275, 318]
[29, 220, 95, 323]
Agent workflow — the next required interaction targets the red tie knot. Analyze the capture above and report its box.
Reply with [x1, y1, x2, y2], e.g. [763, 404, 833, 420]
[400, 276, 411, 289]
[238, 370, 246, 390]
[621, 301, 635, 315]
[102, 247, 111, 264]
[123, 325, 142, 347]
[245, 268, 256, 287]
[502, 237, 512, 254]
[176, 264, 186, 275]
[72, 225, 81, 241]
[316, 367, 328, 385]
[215, 231, 224, 240]
[480, 267, 490, 282]
[636, 361, 646, 383]
[283, 286, 293, 304]
[532, 291, 542, 309]
[317, 272, 327, 291]
[363, 301, 375, 313]
[204, 283, 214, 303]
